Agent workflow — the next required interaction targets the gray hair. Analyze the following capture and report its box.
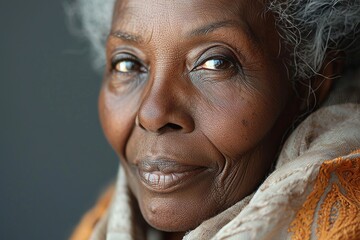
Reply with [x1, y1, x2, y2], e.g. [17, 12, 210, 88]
[65, 0, 115, 69]
[268, 0, 360, 79]
[67, 0, 360, 80]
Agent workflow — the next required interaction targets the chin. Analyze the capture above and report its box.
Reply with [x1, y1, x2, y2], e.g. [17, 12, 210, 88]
[144, 215, 194, 233]
[137, 193, 214, 233]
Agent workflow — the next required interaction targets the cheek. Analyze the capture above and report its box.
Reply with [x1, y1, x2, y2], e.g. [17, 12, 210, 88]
[202, 92, 283, 158]
[98, 88, 138, 157]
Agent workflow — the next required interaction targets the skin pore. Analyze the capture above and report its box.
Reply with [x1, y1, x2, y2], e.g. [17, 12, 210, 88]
[98, 0, 331, 239]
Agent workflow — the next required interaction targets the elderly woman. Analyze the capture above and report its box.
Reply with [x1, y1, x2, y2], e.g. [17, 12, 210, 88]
[70, 0, 360, 239]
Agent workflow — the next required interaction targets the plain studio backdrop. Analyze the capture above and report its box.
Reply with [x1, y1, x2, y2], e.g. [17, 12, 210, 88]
[0, 1, 118, 239]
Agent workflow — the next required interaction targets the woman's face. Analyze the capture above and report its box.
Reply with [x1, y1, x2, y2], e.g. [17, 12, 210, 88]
[99, 0, 302, 232]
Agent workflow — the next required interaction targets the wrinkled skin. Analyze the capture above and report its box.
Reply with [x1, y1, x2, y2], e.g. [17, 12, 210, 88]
[99, 0, 311, 238]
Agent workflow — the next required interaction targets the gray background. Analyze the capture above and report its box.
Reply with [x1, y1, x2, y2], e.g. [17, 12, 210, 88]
[0, 1, 118, 239]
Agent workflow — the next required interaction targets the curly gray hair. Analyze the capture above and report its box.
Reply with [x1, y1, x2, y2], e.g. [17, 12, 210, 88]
[66, 0, 360, 80]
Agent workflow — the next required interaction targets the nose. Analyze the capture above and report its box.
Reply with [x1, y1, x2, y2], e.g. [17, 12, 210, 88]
[136, 78, 195, 134]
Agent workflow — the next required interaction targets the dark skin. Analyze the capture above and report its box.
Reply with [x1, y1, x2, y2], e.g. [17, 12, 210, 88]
[98, 0, 335, 239]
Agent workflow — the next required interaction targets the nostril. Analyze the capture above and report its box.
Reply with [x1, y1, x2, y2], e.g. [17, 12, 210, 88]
[167, 123, 182, 130]
[159, 123, 183, 132]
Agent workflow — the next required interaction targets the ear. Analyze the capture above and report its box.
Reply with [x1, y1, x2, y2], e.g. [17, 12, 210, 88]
[299, 51, 345, 111]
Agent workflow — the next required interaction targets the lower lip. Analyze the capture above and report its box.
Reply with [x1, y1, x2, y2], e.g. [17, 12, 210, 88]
[137, 168, 205, 193]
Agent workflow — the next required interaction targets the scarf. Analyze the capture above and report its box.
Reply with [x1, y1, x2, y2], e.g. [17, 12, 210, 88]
[89, 71, 360, 240]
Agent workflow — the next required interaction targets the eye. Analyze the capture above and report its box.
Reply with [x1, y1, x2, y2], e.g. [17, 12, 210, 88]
[194, 58, 234, 71]
[113, 59, 145, 73]
[110, 52, 147, 75]
[107, 53, 148, 92]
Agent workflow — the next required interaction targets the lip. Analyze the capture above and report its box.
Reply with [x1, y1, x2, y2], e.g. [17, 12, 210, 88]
[133, 159, 207, 193]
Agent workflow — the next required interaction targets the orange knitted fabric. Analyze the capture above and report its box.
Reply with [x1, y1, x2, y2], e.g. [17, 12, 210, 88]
[289, 150, 360, 239]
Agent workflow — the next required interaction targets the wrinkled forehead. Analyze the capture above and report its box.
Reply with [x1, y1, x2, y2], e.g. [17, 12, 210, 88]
[111, 0, 268, 38]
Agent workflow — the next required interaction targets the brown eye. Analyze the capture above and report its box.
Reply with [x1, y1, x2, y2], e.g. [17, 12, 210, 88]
[196, 58, 233, 71]
[114, 60, 144, 73]
[109, 55, 148, 92]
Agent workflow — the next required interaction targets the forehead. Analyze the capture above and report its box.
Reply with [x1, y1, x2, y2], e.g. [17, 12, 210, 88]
[114, 0, 253, 18]
[112, 0, 266, 38]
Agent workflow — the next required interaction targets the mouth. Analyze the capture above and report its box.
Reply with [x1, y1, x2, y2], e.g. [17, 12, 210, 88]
[133, 159, 207, 193]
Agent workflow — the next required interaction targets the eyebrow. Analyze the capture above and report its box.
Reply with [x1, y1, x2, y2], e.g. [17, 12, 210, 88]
[110, 30, 143, 43]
